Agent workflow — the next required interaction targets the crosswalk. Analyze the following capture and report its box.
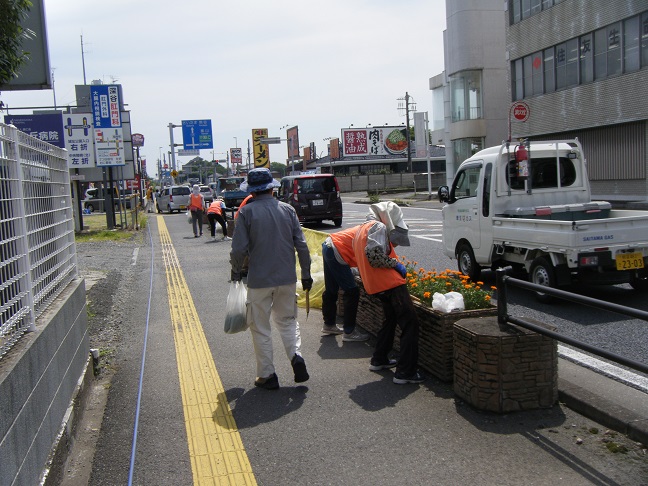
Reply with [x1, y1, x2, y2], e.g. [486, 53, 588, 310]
[340, 211, 444, 242]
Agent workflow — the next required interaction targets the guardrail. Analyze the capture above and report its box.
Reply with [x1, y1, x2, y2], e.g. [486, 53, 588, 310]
[0, 123, 77, 359]
[495, 268, 648, 376]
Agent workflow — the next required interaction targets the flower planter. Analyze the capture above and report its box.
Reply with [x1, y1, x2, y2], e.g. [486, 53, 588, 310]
[355, 278, 497, 382]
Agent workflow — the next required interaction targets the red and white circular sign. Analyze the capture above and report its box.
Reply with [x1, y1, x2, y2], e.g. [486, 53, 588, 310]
[512, 102, 530, 122]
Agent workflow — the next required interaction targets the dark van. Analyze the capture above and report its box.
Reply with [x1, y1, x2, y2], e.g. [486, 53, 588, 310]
[278, 174, 342, 227]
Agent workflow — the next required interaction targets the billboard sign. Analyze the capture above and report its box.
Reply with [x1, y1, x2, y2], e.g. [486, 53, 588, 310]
[182, 119, 213, 150]
[252, 128, 269, 168]
[286, 126, 299, 159]
[230, 147, 243, 164]
[4, 113, 65, 148]
[63, 113, 95, 168]
[91, 85, 125, 166]
[341, 126, 409, 158]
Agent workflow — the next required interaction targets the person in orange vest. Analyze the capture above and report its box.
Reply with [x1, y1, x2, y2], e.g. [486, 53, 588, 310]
[188, 184, 205, 237]
[235, 194, 254, 219]
[352, 201, 424, 384]
[207, 197, 231, 241]
[321, 225, 369, 342]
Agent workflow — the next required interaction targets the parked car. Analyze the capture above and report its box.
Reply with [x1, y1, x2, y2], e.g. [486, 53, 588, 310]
[83, 187, 132, 212]
[278, 174, 342, 226]
[199, 185, 214, 205]
[156, 185, 191, 213]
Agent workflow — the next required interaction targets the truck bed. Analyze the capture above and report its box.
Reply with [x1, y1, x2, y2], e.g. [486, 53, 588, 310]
[492, 209, 648, 254]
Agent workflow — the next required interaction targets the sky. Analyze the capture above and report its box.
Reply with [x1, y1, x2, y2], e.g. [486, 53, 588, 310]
[2, 0, 447, 178]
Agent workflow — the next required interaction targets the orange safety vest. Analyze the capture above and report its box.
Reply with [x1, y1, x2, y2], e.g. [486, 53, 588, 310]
[189, 193, 203, 210]
[207, 200, 224, 215]
[329, 225, 361, 267]
[235, 194, 253, 219]
[352, 221, 405, 295]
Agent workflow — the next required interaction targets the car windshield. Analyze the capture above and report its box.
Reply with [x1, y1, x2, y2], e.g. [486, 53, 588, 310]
[297, 177, 335, 194]
[200, 187, 211, 193]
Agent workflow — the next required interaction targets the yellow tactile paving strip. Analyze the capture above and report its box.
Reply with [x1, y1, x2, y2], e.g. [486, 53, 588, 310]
[158, 218, 257, 485]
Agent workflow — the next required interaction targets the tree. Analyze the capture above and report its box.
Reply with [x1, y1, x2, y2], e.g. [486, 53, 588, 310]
[0, 0, 34, 87]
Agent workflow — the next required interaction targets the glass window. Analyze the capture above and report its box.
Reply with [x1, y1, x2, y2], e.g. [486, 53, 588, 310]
[450, 70, 482, 121]
[541, 0, 553, 9]
[532, 52, 543, 95]
[624, 16, 640, 72]
[523, 55, 533, 96]
[511, 0, 521, 24]
[594, 28, 607, 80]
[607, 22, 622, 76]
[642, 13, 648, 68]
[452, 165, 482, 200]
[513, 59, 524, 100]
[530, 0, 541, 15]
[565, 38, 579, 86]
[544, 47, 555, 93]
[555, 42, 566, 89]
[580, 34, 594, 83]
[521, 0, 531, 19]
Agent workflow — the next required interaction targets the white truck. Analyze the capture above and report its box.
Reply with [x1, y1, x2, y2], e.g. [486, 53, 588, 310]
[438, 139, 648, 301]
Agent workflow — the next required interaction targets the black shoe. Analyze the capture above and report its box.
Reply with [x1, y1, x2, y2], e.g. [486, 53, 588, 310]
[393, 370, 425, 385]
[369, 357, 398, 371]
[254, 373, 279, 390]
[291, 354, 309, 383]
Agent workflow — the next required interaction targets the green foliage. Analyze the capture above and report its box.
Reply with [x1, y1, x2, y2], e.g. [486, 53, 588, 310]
[368, 193, 380, 203]
[270, 162, 286, 177]
[401, 259, 495, 310]
[0, 0, 34, 86]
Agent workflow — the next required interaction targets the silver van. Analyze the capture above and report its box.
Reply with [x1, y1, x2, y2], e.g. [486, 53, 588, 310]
[156, 185, 191, 213]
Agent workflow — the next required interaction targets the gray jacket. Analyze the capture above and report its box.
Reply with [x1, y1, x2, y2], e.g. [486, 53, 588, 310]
[230, 193, 311, 289]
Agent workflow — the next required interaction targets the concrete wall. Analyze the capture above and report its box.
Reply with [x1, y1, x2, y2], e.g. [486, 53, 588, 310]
[0, 278, 89, 485]
[336, 173, 447, 193]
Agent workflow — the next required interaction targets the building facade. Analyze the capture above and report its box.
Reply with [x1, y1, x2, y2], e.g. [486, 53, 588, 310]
[430, 0, 509, 186]
[508, 0, 648, 203]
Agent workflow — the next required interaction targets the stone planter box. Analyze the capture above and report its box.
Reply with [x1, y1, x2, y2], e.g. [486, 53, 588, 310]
[453, 317, 558, 413]
[355, 278, 497, 382]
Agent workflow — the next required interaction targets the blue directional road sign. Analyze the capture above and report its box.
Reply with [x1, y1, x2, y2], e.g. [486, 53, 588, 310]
[182, 119, 213, 150]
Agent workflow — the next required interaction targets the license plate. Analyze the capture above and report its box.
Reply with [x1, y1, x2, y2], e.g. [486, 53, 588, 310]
[312, 199, 324, 206]
[180, 205, 186, 210]
[616, 252, 644, 270]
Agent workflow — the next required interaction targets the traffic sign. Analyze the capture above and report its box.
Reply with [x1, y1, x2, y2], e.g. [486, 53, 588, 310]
[259, 137, 281, 144]
[512, 102, 530, 122]
[182, 120, 213, 150]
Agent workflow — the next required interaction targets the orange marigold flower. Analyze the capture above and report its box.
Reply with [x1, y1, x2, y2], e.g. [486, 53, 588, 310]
[423, 292, 431, 299]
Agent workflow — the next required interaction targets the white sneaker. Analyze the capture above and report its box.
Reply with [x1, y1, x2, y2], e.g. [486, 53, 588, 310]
[321, 324, 343, 335]
[342, 329, 370, 342]
[222, 236, 232, 241]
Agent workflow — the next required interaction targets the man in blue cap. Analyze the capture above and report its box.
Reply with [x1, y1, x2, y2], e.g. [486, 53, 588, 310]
[230, 168, 313, 389]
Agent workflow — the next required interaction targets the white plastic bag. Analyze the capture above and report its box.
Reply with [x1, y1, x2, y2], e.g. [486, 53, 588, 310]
[431, 291, 465, 313]
[224, 281, 249, 334]
[186, 210, 192, 224]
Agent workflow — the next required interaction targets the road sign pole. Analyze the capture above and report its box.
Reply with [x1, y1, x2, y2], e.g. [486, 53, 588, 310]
[169, 123, 178, 172]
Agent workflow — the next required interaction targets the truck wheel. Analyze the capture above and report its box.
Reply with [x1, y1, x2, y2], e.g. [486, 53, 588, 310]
[530, 257, 556, 303]
[457, 243, 481, 281]
[630, 275, 648, 291]
[85, 203, 95, 213]
[333, 218, 342, 227]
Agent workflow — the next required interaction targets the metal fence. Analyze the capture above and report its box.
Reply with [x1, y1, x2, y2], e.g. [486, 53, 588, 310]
[495, 268, 648, 376]
[0, 123, 78, 359]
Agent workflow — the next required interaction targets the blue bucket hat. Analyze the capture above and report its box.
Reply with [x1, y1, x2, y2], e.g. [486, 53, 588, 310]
[243, 168, 280, 193]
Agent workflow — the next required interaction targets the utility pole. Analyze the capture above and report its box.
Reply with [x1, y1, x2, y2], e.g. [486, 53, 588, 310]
[80, 35, 87, 85]
[398, 92, 416, 173]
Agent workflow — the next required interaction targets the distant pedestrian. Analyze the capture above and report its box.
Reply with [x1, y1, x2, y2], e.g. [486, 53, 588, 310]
[188, 184, 205, 237]
[207, 197, 230, 240]
[145, 186, 154, 213]
[230, 168, 312, 390]
[321, 225, 369, 342]
[352, 201, 424, 384]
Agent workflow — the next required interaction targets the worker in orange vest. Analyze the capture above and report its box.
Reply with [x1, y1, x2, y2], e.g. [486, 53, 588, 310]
[207, 197, 230, 241]
[352, 201, 424, 385]
[188, 184, 205, 237]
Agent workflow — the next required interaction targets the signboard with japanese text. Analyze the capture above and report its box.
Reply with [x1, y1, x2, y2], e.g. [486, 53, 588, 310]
[4, 113, 65, 148]
[63, 113, 96, 168]
[287, 126, 299, 159]
[182, 119, 213, 150]
[230, 147, 243, 164]
[91, 85, 125, 166]
[341, 126, 409, 159]
[252, 128, 269, 168]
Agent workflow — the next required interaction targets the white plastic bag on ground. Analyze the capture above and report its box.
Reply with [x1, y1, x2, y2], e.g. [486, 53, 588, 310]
[432, 291, 465, 313]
